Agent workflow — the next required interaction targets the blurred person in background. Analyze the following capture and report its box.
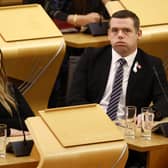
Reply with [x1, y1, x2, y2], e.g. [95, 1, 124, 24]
[43, 0, 111, 108]
[0, 50, 34, 136]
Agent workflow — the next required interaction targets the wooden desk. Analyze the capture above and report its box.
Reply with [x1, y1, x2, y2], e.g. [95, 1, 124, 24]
[120, 0, 168, 27]
[0, 137, 39, 168]
[0, 4, 65, 115]
[64, 25, 168, 53]
[26, 105, 128, 168]
[0, 153, 38, 168]
[64, 33, 109, 48]
[0, 0, 23, 6]
[124, 129, 168, 168]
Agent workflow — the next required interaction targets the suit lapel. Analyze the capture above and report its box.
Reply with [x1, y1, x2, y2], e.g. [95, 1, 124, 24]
[126, 49, 144, 103]
[97, 46, 112, 100]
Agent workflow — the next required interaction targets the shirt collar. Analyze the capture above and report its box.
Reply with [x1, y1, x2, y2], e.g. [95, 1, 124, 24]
[112, 48, 137, 68]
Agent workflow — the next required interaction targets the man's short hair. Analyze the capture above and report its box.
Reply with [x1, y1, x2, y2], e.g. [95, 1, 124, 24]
[111, 10, 140, 31]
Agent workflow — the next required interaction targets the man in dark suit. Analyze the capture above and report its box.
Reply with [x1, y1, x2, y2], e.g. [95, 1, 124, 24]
[67, 10, 168, 167]
[67, 10, 168, 121]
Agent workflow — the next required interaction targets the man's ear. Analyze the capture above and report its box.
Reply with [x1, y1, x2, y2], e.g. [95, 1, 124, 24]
[137, 29, 142, 40]
[107, 28, 111, 41]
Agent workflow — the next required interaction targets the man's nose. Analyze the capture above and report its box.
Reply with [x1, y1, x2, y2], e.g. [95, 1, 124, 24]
[118, 30, 124, 37]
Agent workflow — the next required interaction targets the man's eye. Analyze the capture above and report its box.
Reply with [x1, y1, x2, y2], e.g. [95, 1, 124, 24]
[123, 29, 130, 33]
[111, 28, 118, 33]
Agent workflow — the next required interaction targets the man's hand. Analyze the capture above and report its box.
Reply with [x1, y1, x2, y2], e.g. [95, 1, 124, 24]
[10, 128, 30, 137]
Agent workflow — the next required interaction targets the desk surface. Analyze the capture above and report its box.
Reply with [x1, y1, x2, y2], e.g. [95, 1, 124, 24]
[0, 153, 38, 168]
[0, 137, 39, 168]
[64, 33, 109, 48]
[64, 25, 168, 49]
[125, 129, 168, 152]
[120, 0, 168, 27]
[2, 129, 167, 168]
[123, 128, 168, 168]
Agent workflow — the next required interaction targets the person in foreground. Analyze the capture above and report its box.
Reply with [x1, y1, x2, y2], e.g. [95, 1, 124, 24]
[0, 50, 34, 137]
[67, 10, 168, 167]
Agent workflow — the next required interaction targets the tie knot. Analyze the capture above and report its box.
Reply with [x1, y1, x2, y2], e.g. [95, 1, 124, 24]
[118, 58, 126, 66]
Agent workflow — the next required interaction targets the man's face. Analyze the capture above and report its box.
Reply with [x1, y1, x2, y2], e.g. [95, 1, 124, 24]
[108, 17, 142, 57]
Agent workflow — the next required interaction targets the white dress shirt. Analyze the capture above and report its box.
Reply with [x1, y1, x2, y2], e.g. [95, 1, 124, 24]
[100, 48, 137, 119]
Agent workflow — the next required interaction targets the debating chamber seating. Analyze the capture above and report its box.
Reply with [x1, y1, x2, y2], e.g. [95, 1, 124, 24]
[0, 4, 65, 114]
[0, 1, 167, 168]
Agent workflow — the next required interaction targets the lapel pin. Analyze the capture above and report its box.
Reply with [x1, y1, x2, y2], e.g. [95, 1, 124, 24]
[133, 61, 141, 73]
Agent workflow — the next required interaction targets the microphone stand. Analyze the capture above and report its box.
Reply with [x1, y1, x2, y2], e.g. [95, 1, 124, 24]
[153, 66, 168, 103]
[6, 110, 34, 157]
[152, 66, 168, 136]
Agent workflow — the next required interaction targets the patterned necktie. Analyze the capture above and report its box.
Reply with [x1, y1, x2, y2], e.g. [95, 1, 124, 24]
[107, 58, 126, 120]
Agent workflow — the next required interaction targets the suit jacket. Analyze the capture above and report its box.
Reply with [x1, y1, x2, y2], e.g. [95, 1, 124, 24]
[67, 45, 168, 120]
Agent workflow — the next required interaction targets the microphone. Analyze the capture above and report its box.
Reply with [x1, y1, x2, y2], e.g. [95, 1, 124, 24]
[6, 109, 33, 157]
[153, 66, 168, 103]
[152, 66, 168, 137]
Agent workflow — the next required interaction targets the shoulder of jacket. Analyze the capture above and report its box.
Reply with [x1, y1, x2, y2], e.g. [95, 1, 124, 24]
[138, 48, 161, 62]
[86, 45, 111, 56]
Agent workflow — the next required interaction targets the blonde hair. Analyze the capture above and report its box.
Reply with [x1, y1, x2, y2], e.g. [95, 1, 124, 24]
[0, 50, 16, 114]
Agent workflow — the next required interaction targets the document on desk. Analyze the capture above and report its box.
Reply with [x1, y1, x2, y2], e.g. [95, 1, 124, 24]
[53, 19, 79, 33]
